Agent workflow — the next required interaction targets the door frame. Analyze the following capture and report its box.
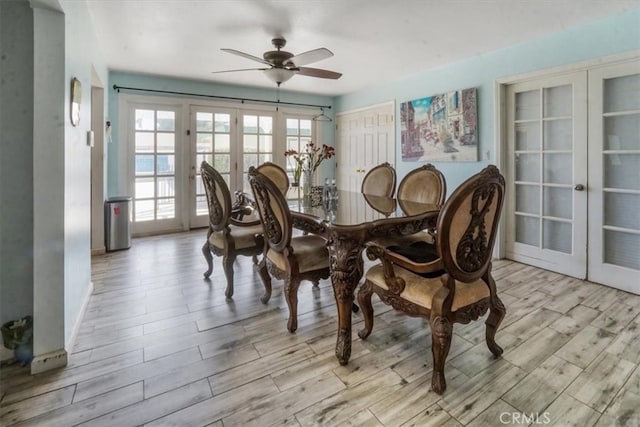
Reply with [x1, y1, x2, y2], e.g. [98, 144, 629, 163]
[494, 50, 640, 260]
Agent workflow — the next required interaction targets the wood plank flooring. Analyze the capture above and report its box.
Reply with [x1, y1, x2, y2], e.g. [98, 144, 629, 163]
[1, 230, 639, 426]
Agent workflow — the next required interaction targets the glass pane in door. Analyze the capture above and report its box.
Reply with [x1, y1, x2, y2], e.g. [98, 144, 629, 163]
[513, 84, 575, 252]
[133, 109, 176, 222]
[600, 73, 640, 270]
[194, 112, 232, 216]
[241, 114, 273, 192]
[285, 118, 313, 198]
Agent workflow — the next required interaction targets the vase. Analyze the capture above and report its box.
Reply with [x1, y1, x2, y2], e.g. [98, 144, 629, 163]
[302, 169, 315, 206]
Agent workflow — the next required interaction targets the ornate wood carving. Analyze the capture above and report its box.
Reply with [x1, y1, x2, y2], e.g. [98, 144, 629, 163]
[375, 287, 430, 318]
[335, 327, 351, 366]
[455, 299, 490, 324]
[253, 182, 283, 246]
[456, 183, 496, 272]
[292, 216, 327, 236]
[201, 165, 225, 229]
[368, 215, 437, 238]
[328, 236, 364, 299]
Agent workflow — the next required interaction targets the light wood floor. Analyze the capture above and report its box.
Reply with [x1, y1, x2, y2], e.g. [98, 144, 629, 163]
[1, 230, 639, 426]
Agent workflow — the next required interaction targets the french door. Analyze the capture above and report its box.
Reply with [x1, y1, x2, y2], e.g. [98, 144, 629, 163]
[505, 73, 588, 278]
[125, 97, 314, 233]
[129, 104, 184, 235]
[189, 106, 275, 228]
[505, 59, 640, 293]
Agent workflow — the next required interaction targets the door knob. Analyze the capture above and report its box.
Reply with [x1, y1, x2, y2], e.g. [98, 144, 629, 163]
[574, 184, 585, 191]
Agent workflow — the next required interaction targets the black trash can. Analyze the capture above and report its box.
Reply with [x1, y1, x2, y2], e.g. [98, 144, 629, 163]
[105, 196, 132, 251]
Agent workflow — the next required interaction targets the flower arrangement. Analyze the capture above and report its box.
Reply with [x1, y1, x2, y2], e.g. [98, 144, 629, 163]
[284, 142, 336, 184]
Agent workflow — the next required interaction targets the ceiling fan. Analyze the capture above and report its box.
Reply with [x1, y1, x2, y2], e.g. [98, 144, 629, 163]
[213, 37, 342, 86]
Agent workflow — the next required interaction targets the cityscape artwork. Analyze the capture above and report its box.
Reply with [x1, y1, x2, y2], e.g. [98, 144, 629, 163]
[400, 87, 478, 161]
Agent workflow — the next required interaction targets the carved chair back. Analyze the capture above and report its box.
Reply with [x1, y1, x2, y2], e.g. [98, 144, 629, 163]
[256, 162, 290, 196]
[248, 166, 293, 253]
[200, 160, 232, 233]
[436, 165, 505, 283]
[397, 164, 446, 205]
[361, 162, 396, 197]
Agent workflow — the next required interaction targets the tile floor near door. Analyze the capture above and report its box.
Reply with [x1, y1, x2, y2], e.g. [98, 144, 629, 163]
[1, 230, 639, 426]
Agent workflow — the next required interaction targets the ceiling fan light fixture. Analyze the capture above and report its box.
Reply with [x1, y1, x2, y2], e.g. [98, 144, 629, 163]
[263, 68, 295, 85]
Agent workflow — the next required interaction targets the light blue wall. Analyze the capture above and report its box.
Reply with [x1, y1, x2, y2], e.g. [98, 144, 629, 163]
[107, 73, 335, 196]
[335, 9, 640, 191]
[61, 1, 109, 343]
[0, 0, 35, 327]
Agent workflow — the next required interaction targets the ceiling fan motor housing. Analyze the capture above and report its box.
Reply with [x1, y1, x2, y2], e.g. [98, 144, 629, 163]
[263, 50, 294, 67]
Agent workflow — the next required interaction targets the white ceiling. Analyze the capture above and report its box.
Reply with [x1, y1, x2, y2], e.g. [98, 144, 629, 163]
[79, 0, 639, 97]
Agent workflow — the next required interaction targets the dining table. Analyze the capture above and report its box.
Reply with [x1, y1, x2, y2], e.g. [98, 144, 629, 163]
[286, 189, 440, 365]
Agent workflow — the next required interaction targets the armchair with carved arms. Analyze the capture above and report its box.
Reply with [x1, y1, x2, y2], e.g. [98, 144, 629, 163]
[357, 165, 506, 394]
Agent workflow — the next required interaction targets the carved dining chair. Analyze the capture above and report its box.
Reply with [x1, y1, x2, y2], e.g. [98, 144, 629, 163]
[397, 163, 446, 206]
[388, 163, 447, 245]
[256, 161, 289, 196]
[357, 165, 506, 394]
[248, 166, 330, 332]
[361, 162, 397, 197]
[200, 161, 264, 299]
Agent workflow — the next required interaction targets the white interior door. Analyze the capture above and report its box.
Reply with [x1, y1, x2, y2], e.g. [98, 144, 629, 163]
[336, 103, 395, 192]
[587, 60, 640, 293]
[505, 72, 588, 278]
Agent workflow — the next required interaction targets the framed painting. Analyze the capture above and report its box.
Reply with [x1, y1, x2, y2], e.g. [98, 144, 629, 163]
[400, 87, 478, 161]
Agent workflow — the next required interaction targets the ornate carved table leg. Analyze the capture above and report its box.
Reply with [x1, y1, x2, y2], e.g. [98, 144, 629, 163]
[327, 234, 364, 365]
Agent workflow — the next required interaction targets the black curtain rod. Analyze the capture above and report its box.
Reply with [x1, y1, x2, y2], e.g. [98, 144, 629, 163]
[112, 84, 332, 110]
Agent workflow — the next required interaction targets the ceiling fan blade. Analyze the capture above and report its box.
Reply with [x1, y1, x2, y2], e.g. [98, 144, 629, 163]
[211, 67, 269, 74]
[287, 48, 333, 66]
[221, 48, 273, 66]
[295, 67, 342, 80]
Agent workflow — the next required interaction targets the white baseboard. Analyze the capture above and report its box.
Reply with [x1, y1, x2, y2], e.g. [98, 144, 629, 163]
[29, 280, 93, 374]
[66, 280, 94, 353]
[31, 348, 67, 374]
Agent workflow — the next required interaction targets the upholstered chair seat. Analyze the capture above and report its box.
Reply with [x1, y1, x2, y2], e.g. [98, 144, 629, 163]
[365, 264, 490, 311]
[208, 223, 265, 251]
[266, 235, 329, 273]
